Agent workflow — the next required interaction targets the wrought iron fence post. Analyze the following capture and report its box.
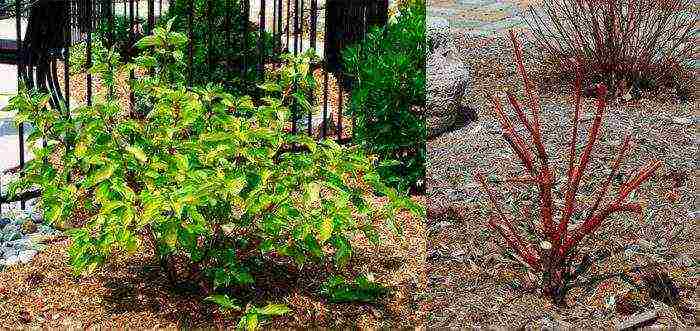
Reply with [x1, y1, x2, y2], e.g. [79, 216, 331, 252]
[276, 0, 282, 53]
[187, 0, 194, 86]
[310, 0, 316, 52]
[16, 0, 25, 210]
[258, 0, 265, 79]
[86, 0, 93, 107]
[148, 0, 155, 33]
[128, 0, 136, 113]
[293, 0, 298, 54]
[242, 0, 250, 77]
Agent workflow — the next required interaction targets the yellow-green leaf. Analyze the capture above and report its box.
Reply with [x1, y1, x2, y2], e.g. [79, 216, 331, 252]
[93, 164, 115, 185]
[307, 182, 320, 204]
[258, 303, 290, 316]
[318, 218, 333, 243]
[126, 145, 148, 163]
[245, 313, 258, 331]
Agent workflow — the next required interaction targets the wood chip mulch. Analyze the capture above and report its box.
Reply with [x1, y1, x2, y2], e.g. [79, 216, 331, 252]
[424, 31, 698, 328]
[0, 195, 425, 328]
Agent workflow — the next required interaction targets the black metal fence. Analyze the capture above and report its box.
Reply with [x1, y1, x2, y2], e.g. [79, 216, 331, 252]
[0, 0, 390, 212]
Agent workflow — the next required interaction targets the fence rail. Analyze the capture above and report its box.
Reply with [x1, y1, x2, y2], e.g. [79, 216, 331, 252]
[0, 0, 390, 213]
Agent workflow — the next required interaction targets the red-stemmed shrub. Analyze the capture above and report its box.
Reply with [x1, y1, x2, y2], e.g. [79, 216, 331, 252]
[526, 0, 697, 94]
[474, 31, 663, 305]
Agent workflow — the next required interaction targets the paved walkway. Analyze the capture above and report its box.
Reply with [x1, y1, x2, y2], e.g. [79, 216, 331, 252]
[428, 0, 529, 36]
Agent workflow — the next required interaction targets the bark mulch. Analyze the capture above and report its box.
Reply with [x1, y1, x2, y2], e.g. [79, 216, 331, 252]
[424, 32, 698, 328]
[0, 197, 425, 328]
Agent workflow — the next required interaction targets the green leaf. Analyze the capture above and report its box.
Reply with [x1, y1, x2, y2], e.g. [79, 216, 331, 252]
[259, 82, 281, 92]
[126, 145, 148, 163]
[318, 218, 333, 243]
[244, 313, 258, 331]
[92, 163, 116, 186]
[319, 274, 389, 303]
[306, 182, 320, 204]
[205, 294, 242, 311]
[135, 35, 158, 49]
[257, 303, 290, 316]
[174, 154, 189, 172]
[331, 236, 352, 267]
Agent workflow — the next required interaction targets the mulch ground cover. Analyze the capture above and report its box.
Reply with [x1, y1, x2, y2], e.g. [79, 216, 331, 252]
[0, 196, 425, 328]
[424, 31, 698, 328]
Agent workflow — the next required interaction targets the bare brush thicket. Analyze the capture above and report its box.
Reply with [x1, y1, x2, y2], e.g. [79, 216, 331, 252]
[526, 0, 698, 94]
[474, 31, 662, 305]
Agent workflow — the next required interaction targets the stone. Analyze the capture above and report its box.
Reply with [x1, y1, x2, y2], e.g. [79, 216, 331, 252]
[20, 220, 38, 235]
[0, 218, 10, 228]
[428, 17, 453, 53]
[2, 222, 18, 233]
[1, 254, 20, 266]
[671, 116, 693, 125]
[17, 250, 37, 264]
[435, 220, 452, 229]
[1, 224, 21, 241]
[30, 210, 43, 223]
[1, 247, 18, 259]
[7, 238, 33, 251]
[426, 51, 470, 138]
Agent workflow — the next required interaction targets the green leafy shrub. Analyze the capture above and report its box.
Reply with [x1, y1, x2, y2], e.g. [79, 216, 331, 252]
[5, 19, 420, 315]
[164, 0, 277, 96]
[343, 0, 426, 193]
[320, 274, 389, 303]
[94, 15, 134, 58]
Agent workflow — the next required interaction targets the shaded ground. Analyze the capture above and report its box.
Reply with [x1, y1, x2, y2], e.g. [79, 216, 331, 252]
[424, 29, 698, 328]
[0, 197, 426, 328]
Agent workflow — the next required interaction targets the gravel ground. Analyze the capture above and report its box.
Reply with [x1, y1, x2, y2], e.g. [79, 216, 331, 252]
[425, 32, 698, 328]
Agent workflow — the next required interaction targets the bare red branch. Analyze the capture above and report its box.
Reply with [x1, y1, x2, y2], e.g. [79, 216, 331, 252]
[583, 133, 632, 223]
[475, 171, 541, 269]
[557, 83, 607, 245]
[507, 30, 556, 241]
[489, 94, 538, 175]
[560, 160, 662, 255]
[506, 92, 534, 136]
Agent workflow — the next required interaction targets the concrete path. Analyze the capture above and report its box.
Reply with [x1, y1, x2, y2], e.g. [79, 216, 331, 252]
[428, 0, 529, 36]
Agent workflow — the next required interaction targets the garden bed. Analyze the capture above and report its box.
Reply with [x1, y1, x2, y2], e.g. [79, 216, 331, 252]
[424, 33, 697, 328]
[0, 196, 425, 328]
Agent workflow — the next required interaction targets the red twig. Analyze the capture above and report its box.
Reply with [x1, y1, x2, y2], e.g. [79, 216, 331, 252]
[475, 172, 541, 269]
[478, 32, 663, 297]
[557, 83, 607, 246]
[506, 92, 534, 136]
[489, 94, 537, 175]
[508, 30, 556, 241]
[561, 160, 662, 255]
[583, 133, 632, 223]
